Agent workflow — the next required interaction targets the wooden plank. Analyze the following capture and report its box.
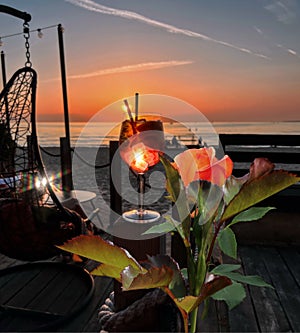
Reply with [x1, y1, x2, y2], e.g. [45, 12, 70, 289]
[219, 134, 300, 178]
[47, 270, 89, 315]
[82, 277, 113, 333]
[197, 300, 229, 332]
[6, 265, 60, 308]
[197, 300, 220, 332]
[219, 134, 300, 147]
[239, 246, 291, 332]
[28, 269, 76, 312]
[224, 151, 300, 164]
[0, 266, 41, 304]
[0, 310, 53, 332]
[261, 246, 300, 332]
[278, 247, 300, 288]
[58, 276, 113, 332]
[223, 254, 259, 332]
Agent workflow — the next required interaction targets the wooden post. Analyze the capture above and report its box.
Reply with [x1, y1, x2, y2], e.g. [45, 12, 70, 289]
[113, 232, 162, 312]
[60, 137, 73, 191]
[109, 141, 122, 219]
[57, 24, 71, 144]
[109, 142, 163, 312]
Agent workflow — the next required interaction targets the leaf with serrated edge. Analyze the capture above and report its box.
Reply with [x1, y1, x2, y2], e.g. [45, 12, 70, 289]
[57, 235, 144, 273]
[172, 275, 231, 314]
[228, 207, 275, 228]
[91, 263, 123, 280]
[122, 265, 173, 291]
[221, 171, 299, 222]
[147, 254, 186, 298]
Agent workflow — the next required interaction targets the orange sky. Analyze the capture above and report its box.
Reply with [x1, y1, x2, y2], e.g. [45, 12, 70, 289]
[1, 0, 300, 122]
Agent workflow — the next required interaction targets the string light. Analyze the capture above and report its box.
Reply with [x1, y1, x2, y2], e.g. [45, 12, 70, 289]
[0, 24, 62, 43]
[37, 28, 43, 38]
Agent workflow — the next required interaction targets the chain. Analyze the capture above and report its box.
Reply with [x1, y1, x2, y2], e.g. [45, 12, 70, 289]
[23, 22, 32, 67]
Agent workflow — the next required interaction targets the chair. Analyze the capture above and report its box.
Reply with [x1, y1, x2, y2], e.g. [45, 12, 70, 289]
[0, 66, 89, 261]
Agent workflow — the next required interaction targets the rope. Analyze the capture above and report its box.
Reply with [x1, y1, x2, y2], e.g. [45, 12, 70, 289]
[71, 148, 110, 169]
[39, 146, 61, 157]
[98, 289, 177, 332]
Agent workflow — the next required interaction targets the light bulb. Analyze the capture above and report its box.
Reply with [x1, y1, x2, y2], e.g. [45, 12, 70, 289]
[37, 29, 43, 38]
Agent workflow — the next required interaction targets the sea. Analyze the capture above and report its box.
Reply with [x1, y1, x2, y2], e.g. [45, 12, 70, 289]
[36, 121, 300, 147]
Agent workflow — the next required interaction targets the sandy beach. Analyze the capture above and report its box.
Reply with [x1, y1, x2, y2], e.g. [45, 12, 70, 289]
[40, 146, 173, 232]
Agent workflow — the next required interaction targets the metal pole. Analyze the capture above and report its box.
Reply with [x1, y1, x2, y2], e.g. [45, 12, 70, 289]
[0, 5, 31, 22]
[1, 50, 9, 129]
[1, 50, 7, 88]
[57, 24, 71, 144]
[57, 24, 73, 191]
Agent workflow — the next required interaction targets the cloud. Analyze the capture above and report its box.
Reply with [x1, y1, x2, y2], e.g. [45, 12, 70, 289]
[44, 60, 193, 81]
[254, 25, 300, 59]
[68, 60, 193, 79]
[253, 26, 263, 35]
[65, 0, 269, 59]
[264, 0, 297, 24]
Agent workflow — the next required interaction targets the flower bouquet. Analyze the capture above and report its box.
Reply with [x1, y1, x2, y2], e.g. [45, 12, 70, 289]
[58, 146, 299, 333]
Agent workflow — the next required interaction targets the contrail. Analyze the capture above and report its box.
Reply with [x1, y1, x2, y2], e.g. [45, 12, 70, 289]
[65, 0, 269, 59]
[43, 60, 193, 81]
[254, 26, 300, 59]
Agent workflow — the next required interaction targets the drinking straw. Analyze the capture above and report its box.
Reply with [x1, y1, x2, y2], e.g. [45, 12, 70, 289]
[123, 99, 137, 133]
[135, 92, 139, 121]
[123, 99, 134, 121]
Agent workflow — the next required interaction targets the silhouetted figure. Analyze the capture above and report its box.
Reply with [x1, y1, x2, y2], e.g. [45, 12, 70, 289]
[172, 136, 179, 147]
[198, 136, 204, 148]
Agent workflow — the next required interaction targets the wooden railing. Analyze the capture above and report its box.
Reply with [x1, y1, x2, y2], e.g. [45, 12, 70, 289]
[219, 133, 300, 212]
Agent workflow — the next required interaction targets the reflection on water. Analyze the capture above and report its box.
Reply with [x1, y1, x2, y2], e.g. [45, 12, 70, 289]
[37, 121, 300, 147]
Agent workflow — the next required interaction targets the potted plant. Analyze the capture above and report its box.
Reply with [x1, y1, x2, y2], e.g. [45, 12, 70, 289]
[58, 146, 299, 333]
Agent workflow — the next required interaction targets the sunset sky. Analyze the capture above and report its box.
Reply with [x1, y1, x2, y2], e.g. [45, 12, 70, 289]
[0, 0, 299, 123]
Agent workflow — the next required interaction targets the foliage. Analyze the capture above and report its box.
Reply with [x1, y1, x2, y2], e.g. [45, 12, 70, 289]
[58, 147, 299, 333]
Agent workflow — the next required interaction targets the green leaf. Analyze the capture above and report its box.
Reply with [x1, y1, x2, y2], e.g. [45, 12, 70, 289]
[217, 227, 237, 259]
[221, 171, 300, 222]
[57, 235, 144, 278]
[211, 264, 241, 275]
[223, 176, 247, 205]
[160, 155, 191, 239]
[142, 216, 179, 235]
[220, 271, 273, 288]
[181, 268, 188, 280]
[196, 182, 224, 226]
[228, 207, 275, 228]
[160, 155, 181, 202]
[211, 281, 246, 310]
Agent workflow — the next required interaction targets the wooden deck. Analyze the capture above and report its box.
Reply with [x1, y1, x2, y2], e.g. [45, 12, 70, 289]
[225, 245, 300, 333]
[0, 253, 113, 332]
[0, 244, 299, 332]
